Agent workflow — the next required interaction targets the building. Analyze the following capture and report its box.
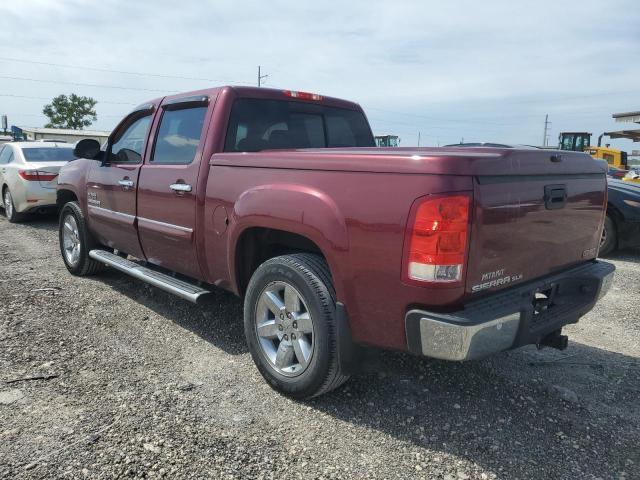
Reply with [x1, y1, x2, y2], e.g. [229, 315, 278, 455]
[11, 126, 111, 144]
[605, 111, 640, 143]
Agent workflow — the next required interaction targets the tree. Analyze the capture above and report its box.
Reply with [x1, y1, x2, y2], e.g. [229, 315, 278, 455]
[42, 94, 97, 129]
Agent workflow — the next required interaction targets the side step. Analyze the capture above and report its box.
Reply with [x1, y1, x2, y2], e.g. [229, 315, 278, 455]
[89, 250, 211, 304]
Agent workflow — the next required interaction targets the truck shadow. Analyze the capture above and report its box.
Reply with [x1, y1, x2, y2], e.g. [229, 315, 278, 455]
[72, 259, 639, 478]
[97, 270, 248, 356]
[306, 343, 639, 479]
[11, 212, 59, 231]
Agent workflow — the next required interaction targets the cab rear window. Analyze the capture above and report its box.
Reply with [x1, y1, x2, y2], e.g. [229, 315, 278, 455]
[224, 98, 374, 152]
[22, 147, 75, 162]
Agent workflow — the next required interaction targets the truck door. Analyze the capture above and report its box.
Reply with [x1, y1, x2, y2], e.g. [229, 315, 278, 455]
[85, 106, 155, 258]
[136, 94, 211, 279]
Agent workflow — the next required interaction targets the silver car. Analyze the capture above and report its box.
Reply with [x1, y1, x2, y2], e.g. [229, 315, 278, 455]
[0, 142, 76, 222]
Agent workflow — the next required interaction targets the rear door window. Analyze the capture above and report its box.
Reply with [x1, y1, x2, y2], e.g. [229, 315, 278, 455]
[151, 107, 207, 164]
[224, 98, 374, 152]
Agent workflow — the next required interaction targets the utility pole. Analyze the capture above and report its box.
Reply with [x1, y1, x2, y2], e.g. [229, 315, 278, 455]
[417, 131, 421, 147]
[258, 66, 269, 87]
[542, 114, 551, 147]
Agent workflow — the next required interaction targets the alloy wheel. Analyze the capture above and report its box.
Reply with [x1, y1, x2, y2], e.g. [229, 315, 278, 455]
[254, 281, 315, 377]
[4, 190, 12, 219]
[62, 214, 81, 267]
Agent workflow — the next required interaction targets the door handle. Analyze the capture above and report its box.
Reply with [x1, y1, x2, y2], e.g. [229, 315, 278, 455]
[118, 179, 134, 188]
[170, 183, 192, 193]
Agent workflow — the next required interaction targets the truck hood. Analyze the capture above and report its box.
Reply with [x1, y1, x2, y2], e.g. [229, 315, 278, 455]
[211, 147, 607, 176]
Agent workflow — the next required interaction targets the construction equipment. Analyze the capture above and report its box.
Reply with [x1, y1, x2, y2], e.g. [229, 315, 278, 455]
[558, 132, 628, 169]
[375, 135, 400, 147]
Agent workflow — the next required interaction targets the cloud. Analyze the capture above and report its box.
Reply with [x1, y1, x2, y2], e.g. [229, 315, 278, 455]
[0, 0, 638, 147]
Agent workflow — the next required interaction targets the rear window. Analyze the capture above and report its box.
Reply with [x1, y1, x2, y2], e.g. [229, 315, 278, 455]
[224, 98, 374, 152]
[22, 147, 75, 162]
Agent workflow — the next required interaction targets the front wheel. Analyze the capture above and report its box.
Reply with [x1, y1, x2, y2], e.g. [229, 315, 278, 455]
[59, 201, 104, 276]
[244, 254, 350, 399]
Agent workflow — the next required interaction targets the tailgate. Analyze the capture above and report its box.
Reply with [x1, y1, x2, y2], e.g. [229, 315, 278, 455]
[466, 151, 607, 295]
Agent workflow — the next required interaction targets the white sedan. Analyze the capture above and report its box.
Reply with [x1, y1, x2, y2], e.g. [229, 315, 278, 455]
[0, 141, 76, 222]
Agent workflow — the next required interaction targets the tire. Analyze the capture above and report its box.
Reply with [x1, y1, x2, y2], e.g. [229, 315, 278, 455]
[244, 253, 350, 399]
[2, 187, 23, 223]
[58, 201, 104, 276]
[599, 214, 617, 256]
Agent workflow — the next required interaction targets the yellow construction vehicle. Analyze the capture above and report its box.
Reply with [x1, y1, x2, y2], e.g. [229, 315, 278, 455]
[375, 134, 400, 147]
[558, 132, 628, 168]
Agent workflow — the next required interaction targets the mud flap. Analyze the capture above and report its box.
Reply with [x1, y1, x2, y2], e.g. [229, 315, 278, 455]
[336, 302, 362, 375]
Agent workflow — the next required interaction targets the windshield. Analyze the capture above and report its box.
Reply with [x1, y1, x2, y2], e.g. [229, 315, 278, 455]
[224, 98, 374, 152]
[22, 147, 75, 162]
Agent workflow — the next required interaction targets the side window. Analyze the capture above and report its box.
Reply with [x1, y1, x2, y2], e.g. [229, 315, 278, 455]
[0, 146, 11, 164]
[109, 115, 152, 164]
[151, 107, 207, 165]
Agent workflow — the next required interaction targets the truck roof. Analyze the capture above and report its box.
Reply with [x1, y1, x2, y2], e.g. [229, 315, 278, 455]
[136, 86, 363, 112]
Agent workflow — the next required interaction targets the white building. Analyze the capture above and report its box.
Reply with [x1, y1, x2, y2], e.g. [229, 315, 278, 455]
[12, 126, 111, 144]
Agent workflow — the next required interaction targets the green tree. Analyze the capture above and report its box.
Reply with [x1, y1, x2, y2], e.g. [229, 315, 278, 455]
[42, 94, 97, 129]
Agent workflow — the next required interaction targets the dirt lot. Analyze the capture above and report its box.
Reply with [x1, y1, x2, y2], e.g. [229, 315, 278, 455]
[0, 213, 638, 480]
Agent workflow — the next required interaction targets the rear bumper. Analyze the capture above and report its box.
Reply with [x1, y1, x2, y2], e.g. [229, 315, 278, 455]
[405, 260, 615, 361]
[11, 180, 57, 213]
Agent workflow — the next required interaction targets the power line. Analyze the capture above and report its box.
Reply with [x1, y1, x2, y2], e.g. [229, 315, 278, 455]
[367, 116, 514, 134]
[366, 107, 514, 127]
[0, 74, 176, 93]
[4, 112, 125, 118]
[0, 93, 136, 105]
[0, 56, 250, 84]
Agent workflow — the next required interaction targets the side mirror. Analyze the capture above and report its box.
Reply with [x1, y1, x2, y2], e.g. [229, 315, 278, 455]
[73, 139, 101, 160]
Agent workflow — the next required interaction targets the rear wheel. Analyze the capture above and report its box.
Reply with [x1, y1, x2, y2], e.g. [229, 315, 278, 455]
[244, 254, 350, 399]
[3, 187, 23, 223]
[599, 214, 617, 256]
[59, 201, 104, 276]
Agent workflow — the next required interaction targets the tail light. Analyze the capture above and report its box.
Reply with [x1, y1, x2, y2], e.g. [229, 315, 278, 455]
[283, 90, 323, 101]
[18, 170, 58, 182]
[403, 193, 471, 285]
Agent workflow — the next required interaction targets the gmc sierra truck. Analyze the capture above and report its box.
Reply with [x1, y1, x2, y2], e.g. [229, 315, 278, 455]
[57, 86, 615, 398]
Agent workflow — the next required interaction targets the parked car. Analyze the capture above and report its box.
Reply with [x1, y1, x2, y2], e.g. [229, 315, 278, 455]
[0, 141, 76, 222]
[56, 86, 614, 398]
[601, 178, 640, 255]
[607, 166, 627, 180]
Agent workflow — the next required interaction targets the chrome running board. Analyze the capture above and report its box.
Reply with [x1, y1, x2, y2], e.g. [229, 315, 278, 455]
[89, 250, 211, 304]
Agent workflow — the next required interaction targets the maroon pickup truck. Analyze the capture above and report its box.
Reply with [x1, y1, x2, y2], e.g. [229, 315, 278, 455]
[57, 86, 614, 398]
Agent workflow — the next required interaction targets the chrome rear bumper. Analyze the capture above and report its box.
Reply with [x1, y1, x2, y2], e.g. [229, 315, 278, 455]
[405, 260, 615, 361]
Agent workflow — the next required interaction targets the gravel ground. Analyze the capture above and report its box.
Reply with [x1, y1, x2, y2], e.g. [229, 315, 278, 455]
[0, 213, 638, 479]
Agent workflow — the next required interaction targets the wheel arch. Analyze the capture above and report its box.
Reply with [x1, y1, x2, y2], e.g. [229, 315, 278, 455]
[228, 183, 349, 299]
[57, 188, 79, 209]
[233, 227, 335, 296]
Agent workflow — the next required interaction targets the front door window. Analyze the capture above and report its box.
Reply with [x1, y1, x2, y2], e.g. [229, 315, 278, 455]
[109, 115, 152, 164]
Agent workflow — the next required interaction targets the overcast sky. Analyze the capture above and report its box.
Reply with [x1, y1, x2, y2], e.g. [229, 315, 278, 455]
[1, 0, 639, 149]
